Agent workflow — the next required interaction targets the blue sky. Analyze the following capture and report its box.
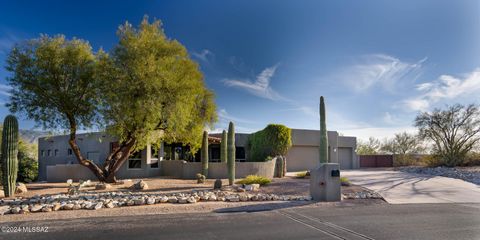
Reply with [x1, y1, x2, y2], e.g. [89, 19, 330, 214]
[0, 0, 479, 139]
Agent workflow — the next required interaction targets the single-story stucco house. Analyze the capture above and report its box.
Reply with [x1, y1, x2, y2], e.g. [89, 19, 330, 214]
[38, 129, 358, 182]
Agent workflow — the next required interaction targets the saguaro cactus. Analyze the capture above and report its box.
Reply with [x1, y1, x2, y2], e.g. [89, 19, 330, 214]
[319, 96, 328, 163]
[220, 130, 227, 163]
[227, 122, 236, 185]
[1, 115, 19, 197]
[201, 130, 209, 177]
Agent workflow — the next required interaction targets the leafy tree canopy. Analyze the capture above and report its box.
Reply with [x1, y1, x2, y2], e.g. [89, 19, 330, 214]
[248, 124, 292, 161]
[415, 104, 480, 167]
[6, 16, 217, 182]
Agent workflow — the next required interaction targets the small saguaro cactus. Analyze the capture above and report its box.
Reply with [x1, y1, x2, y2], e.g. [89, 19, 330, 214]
[227, 122, 236, 185]
[319, 96, 328, 164]
[201, 130, 209, 177]
[1, 115, 19, 197]
[220, 130, 227, 163]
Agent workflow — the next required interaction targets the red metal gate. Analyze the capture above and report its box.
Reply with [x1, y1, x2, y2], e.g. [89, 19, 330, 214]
[359, 155, 393, 168]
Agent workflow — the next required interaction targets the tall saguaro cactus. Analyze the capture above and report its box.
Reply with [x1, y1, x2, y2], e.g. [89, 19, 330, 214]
[319, 96, 328, 163]
[201, 131, 209, 177]
[220, 130, 227, 163]
[1, 115, 19, 197]
[227, 122, 236, 185]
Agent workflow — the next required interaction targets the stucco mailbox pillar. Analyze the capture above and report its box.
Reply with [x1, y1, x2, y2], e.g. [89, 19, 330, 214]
[309, 163, 341, 201]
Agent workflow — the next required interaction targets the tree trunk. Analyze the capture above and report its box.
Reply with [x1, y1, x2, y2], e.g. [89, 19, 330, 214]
[67, 116, 136, 183]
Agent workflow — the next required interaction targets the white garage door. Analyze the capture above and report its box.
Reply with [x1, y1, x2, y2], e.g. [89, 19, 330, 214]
[338, 147, 352, 169]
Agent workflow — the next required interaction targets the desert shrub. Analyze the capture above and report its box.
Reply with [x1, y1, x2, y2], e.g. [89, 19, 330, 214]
[296, 171, 308, 178]
[248, 124, 292, 162]
[463, 152, 480, 166]
[393, 154, 418, 167]
[18, 157, 38, 183]
[418, 155, 443, 167]
[340, 177, 350, 186]
[236, 175, 271, 185]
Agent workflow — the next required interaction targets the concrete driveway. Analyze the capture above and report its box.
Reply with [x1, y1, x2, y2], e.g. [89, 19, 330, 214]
[342, 169, 480, 204]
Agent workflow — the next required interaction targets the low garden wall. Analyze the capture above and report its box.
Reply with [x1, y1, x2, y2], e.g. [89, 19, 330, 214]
[160, 159, 277, 179]
[47, 164, 97, 182]
[46, 159, 276, 182]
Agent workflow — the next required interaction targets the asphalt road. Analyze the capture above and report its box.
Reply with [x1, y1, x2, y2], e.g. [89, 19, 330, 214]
[2, 203, 480, 240]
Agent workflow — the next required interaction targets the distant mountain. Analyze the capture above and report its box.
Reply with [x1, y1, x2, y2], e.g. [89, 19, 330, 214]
[19, 129, 50, 144]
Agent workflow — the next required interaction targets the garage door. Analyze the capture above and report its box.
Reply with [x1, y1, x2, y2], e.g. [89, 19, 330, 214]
[338, 147, 352, 169]
[285, 146, 318, 172]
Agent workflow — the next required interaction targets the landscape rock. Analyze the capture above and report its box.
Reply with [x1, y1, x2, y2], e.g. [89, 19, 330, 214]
[131, 180, 149, 190]
[95, 183, 112, 190]
[30, 204, 43, 212]
[93, 202, 103, 210]
[147, 198, 156, 205]
[178, 197, 188, 204]
[15, 182, 28, 194]
[0, 206, 10, 215]
[244, 184, 260, 191]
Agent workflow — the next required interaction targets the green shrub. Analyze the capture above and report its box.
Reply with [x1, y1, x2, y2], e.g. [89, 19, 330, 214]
[18, 157, 38, 183]
[296, 171, 308, 178]
[236, 175, 271, 185]
[248, 124, 292, 162]
[340, 177, 350, 186]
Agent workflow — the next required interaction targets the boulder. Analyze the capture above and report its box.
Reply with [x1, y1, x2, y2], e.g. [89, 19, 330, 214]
[147, 198, 156, 205]
[131, 180, 149, 190]
[30, 204, 43, 212]
[95, 183, 112, 190]
[15, 182, 28, 194]
[187, 197, 196, 203]
[196, 173, 206, 184]
[0, 206, 10, 215]
[159, 196, 169, 203]
[244, 184, 260, 191]
[93, 202, 103, 210]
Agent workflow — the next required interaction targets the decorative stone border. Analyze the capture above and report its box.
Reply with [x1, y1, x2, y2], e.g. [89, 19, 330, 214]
[0, 190, 313, 215]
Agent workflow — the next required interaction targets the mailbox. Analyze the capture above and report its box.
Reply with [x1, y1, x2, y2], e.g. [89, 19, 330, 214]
[331, 169, 340, 177]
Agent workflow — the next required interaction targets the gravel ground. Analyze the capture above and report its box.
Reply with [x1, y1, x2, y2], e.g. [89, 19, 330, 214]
[1, 176, 385, 222]
[397, 166, 480, 185]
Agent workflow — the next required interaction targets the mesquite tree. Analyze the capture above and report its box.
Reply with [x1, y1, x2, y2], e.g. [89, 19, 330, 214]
[6, 17, 217, 182]
[415, 104, 480, 167]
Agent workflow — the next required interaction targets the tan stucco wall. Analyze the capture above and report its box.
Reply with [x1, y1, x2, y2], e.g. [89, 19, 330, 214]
[160, 159, 276, 179]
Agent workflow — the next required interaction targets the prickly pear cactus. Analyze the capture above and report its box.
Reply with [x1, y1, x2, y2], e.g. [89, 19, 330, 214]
[220, 130, 227, 163]
[227, 122, 236, 185]
[319, 96, 328, 163]
[1, 115, 19, 197]
[201, 131, 208, 177]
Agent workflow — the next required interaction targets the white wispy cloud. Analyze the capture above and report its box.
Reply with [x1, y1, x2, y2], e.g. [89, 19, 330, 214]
[223, 64, 285, 101]
[0, 33, 20, 55]
[217, 109, 255, 124]
[340, 54, 426, 92]
[0, 84, 12, 96]
[192, 49, 213, 62]
[403, 68, 480, 111]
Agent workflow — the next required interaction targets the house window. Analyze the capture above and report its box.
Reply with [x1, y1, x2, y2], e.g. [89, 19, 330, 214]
[47, 150, 51, 157]
[128, 151, 142, 169]
[236, 147, 246, 161]
[150, 160, 159, 169]
[54, 149, 59, 156]
[41, 150, 45, 157]
[211, 146, 220, 162]
[67, 149, 73, 155]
